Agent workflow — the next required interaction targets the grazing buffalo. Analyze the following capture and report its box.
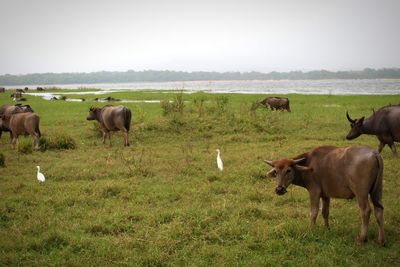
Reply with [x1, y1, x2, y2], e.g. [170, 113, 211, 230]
[0, 87, 5, 93]
[265, 145, 385, 245]
[346, 105, 400, 155]
[0, 104, 34, 139]
[10, 91, 23, 99]
[1, 112, 41, 149]
[259, 97, 291, 112]
[86, 105, 132, 146]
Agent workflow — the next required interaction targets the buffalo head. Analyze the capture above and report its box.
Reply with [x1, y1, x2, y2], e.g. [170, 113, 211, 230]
[86, 107, 98, 120]
[346, 111, 365, 140]
[264, 158, 312, 195]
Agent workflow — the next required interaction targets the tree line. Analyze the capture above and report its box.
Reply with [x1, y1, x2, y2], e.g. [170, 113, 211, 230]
[0, 68, 399, 86]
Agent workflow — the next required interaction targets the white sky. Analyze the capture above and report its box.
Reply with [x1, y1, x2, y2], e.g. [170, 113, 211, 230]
[0, 0, 399, 74]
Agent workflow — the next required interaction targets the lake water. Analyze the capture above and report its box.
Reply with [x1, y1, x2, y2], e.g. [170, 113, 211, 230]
[5, 79, 400, 95]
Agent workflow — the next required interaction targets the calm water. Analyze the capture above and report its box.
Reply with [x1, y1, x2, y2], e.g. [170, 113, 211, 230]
[5, 79, 400, 95]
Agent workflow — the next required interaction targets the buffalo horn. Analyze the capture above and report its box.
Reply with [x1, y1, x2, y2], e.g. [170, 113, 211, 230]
[293, 158, 306, 164]
[346, 111, 355, 123]
[264, 160, 273, 166]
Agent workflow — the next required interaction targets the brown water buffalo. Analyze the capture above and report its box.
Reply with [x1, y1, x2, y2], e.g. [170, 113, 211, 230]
[259, 96, 291, 112]
[346, 105, 400, 155]
[86, 105, 132, 146]
[265, 145, 384, 245]
[0, 87, 5, 93]
[1, 112, 41, 149]
[0, 104, 34, 139]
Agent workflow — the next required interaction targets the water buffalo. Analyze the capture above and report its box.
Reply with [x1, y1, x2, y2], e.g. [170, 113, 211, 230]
[86, 105, 132, 146]
[0, 104, 34, 139]
[259, 97, 291, 112]
[0, 87, 5, 93]
[10, 91, 23, 99]
[346, 105, 400, 155]
[1, 112, 41, 149]
[265, 145, 384, 246]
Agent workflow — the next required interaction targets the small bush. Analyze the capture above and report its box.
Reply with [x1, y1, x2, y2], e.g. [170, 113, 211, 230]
[193, 93, 207, 117]
[17, 138, 33, 154]
[160, 100, 173, 116]
[214, 95, 229, 114]
[0, 152, 5, 167]
[160, 92, 185, 116]
[40, 133, 76, 150]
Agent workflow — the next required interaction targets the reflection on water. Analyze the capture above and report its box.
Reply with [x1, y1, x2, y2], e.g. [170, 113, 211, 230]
[25, 91, 162, 103]
[7, 79, 400, 95]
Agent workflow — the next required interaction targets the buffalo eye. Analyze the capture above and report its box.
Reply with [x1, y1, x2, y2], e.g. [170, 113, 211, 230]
[286, 168, 292, 174]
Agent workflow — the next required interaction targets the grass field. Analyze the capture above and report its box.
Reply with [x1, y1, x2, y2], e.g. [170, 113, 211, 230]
[1, 90, 400, 266]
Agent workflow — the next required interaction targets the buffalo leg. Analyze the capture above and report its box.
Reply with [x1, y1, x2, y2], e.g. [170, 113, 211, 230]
[11, 135, 18, 149]
[357, 197, 371, 244]
[32, 134, 39, 150]
[322, 197, 330, 229]
[373, 206, 385, 246]
[309, 193, 320, 226]
[123, 130, 129, 146]
[389, 142, 397, 156]
[377, 141, 385, 153]
[102, 131, 107, 144]
[108, 132, 112, 146]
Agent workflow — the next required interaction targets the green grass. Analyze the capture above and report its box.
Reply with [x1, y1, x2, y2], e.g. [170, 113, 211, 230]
[1, 91, 400, 266]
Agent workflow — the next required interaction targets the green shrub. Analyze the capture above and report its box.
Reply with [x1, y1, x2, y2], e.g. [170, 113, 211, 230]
[214, 95, 229, 114]
[39, 133, 76, 150]
[0, 152, 5, 167]
[17, 138, 33, 154]
[193, 93, 207, 117]
[160, 100, 173, 116]
[160, 92, 185, 116]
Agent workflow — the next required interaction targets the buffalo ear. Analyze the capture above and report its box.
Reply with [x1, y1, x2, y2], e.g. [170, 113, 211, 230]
[295, 165, 313, 172]
[357, 117, 365, 125]
[266, 168, 276, 177]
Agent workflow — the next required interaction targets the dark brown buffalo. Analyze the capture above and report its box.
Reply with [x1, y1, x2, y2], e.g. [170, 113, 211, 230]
[86, 105, 132, 146]
[259, 97, 291, 112]
[265, 145, 384, 245]
[0, 104, 34, 139]
[1, 112, 41, 149]
[346, 105, 400, 155]
[0, 87, 5, 93]
[10, 91, 23, 99]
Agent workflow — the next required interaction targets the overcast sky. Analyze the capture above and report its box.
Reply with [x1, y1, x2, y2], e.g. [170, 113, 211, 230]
[0, 0, 399, 75]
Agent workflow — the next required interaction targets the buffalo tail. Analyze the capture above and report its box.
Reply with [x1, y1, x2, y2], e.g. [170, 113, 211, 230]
[123, 108, 132, 132]
[370, 151, 384, 209]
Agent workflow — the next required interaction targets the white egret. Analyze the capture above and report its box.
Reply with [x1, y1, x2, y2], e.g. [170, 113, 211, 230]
[216, 149, 223, 171]
[36, 166, 45, 183]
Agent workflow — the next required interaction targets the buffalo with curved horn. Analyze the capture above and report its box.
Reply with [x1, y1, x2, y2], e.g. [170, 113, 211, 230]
[346, 105, 400, 155]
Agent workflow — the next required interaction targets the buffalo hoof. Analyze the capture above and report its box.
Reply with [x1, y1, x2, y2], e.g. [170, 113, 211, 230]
[356, 236, 367, 246]
[376, 239, 386, 247]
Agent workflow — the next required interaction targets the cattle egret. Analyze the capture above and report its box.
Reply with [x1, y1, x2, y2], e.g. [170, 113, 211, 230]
[216, 149, 223, 171]
[36, 166, 45, 183]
